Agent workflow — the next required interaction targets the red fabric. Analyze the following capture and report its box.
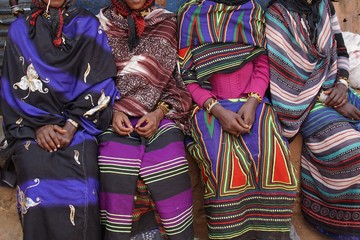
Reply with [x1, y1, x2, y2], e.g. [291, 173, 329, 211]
[112, 0, 155, 37]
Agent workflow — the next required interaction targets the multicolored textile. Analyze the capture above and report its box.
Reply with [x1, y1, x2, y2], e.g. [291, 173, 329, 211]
[0, 4, 119, 240]
[98, 6, 192, 123]
[266, 0, 349, 138]
[178, 0, 266, 88]
[98, 119, 194, 239]
[300, 90, 360, 239]
[187, 99, 298, 240]
[266, 0, 360, 238]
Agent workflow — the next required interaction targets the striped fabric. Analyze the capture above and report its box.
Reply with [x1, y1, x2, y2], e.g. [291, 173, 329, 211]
[266, 0, 347, 139]
[98, 119, 194, 240]
[187, 99, 298, 240]
[178, 0, 266, 88]
[267, 0, 360, 238]
[98, 7, 192, 122]
[299, 90, 360, 238]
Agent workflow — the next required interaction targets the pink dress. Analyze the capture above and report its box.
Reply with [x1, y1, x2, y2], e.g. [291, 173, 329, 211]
[187, 54, 270, 107]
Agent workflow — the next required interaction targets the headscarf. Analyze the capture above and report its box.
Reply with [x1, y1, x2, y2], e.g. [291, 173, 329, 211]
[270, 0, 322, 43]
[111, 0, 155, 49]
[28, 0, 72, 48]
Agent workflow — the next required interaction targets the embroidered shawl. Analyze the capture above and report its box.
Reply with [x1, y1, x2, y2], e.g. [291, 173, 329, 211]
[1, 7, 119, 140]
[266, 0, 350, 138]
[98, 6, 192, 122]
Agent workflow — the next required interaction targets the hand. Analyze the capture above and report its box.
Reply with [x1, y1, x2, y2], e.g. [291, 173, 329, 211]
[211, 104, 251, 136]
[36, 124, 66, 152]
[135, 109, 164, 138]
[112, 111, 133, 136]
[334, 102, 360, 120]
[237, 97, 259, 129]
[55, 121, 77, 149]
[324, 83, 347, 108]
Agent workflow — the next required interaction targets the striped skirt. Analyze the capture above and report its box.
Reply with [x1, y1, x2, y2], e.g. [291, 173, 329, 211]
[300, 89, 360, 239]
[98, 119, 194, 240]
[187, 98, 298, 240]
[12, 131, 101, 240]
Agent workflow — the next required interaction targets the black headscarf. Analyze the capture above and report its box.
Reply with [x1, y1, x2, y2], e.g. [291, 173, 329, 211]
[270, 0, 322, 43]
[28, 0, 74, 48]
[210, 0, 250, 5]
[112, 0, 155, 50]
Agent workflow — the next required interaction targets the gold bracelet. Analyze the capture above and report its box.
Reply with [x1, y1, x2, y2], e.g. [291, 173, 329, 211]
[205, 99, 220, 113]
[156, 101, 170, 115]
[67, 119, 79, 129]
[247, 92, 262, 103]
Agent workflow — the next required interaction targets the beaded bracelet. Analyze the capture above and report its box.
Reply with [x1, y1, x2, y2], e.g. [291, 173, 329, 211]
[156, 101, 170, 115]
[247, 92, 262, 103]
[206, 99, 220, 113]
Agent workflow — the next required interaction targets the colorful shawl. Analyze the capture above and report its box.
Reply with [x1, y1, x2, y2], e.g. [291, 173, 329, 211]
[98, 6, 192, 123]
[266, 0, 350, 138]
[1, 6, 119, 141]
[178, 0, 266, 88]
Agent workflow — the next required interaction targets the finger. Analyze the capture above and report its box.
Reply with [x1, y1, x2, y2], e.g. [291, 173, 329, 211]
[135, 117, 149, 129]
[324, 94, 338, 106]
[236, 116, 251, 130]
[334, 98, 347, 109]
[44, 135, 58, 152]
[53, 125, 66, 134]
[122, 116, 133, 130]
[38, 136, 53, 152]
[49, 130, 61, 149]
[353, 109, 360, 120]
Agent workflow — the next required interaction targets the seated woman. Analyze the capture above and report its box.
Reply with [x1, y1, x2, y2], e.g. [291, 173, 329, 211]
[0, 0, 119, 239]
[266, 0, 360, 239]
[96, 0, 194, 239]
[178, 0, 298, 239]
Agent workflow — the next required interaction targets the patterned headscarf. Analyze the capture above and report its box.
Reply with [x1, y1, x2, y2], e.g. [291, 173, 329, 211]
[270, 0, 322, 43]
[29, 0, 72, 47]
[112, 0, 155, 49]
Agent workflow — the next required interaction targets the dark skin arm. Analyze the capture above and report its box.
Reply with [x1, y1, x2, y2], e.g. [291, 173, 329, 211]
[334, 102, 360, 120]
[135, 109, 165, 138]
[204, 97, 257, 136]
[324, 82, 348, 108]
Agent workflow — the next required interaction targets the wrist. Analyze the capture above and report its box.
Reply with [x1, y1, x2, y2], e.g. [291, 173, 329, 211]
[154, 108, 165, 120]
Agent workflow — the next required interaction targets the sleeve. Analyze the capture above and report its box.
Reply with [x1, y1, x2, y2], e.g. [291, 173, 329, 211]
[159, 68, 193, 118]
[245, 54, 270, 98]
[329, 0, 350, 79]
[186, 83, 216, 107]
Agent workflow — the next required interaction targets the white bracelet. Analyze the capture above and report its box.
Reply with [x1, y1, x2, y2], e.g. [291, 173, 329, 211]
[318, 90, 328, 103]
[67, 119, 79, 128]
[337, 78, 349, 89]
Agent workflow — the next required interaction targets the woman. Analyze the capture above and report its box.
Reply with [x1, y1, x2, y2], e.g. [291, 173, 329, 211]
[178, 0, 298, 239]
[96, 0, 194, 239]
[0, 0, 119, 239]
[266, 0, 360, 239]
